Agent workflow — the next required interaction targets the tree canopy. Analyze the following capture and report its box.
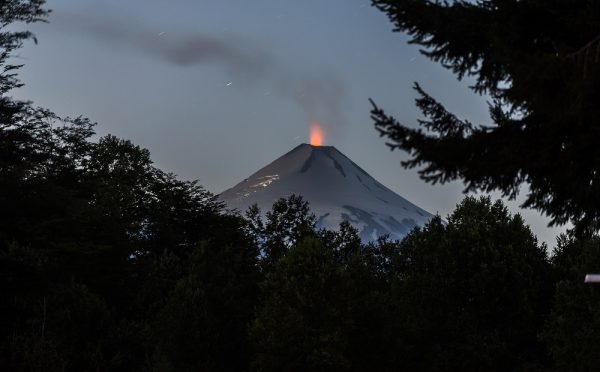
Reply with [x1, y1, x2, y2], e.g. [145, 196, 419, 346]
[544, 234, 600, 371]
[391, 197, 553, 371]
[370, 0, 600, 231]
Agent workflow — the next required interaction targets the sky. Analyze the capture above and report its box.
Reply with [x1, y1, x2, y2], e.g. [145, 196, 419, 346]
[13, 0, 566, 247]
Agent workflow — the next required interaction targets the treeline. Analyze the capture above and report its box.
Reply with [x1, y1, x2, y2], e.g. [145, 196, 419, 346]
[2, 112, 600, 371]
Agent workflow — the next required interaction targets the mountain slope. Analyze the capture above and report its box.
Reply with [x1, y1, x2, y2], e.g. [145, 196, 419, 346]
[219, 143, 433, 241]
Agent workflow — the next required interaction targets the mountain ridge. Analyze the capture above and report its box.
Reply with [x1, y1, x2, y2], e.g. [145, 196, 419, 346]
[219, 143, 433, 241]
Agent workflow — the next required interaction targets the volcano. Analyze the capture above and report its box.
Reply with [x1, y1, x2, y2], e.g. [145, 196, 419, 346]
[219, 144, 433, 242]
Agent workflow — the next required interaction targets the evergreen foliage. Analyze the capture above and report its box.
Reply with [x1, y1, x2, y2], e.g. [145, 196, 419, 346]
[369, 0, 600, 231]
[245, 194, 316, 271]
[390, 197, 553, 371]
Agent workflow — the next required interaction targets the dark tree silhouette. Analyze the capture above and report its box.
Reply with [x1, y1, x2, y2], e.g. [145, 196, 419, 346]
[370, 0, 600, 231]
[245, 194, 317, 271]
[250, 236, 351, 371]
[389, 197, 553, 371]
[544, 234, 600, 371]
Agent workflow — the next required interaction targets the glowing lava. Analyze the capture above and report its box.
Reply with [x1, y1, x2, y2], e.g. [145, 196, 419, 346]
[309, 122, 324, 146]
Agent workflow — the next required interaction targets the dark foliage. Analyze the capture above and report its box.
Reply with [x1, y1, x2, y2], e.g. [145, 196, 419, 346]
[544, 235, 600, 371]
[0, 2, 259, 370]
[369, 0, 600, 231]
[248, 196, 555, 371]
[245, 194, 316, 271]
[250, 236, 351, 371]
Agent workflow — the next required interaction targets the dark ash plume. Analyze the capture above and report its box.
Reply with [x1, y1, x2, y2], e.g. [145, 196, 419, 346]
[54, 12, 347, 133]
[54, 12, 269, 77]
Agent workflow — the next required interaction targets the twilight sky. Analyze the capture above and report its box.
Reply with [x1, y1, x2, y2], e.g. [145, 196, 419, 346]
[13, 0, 566, 246]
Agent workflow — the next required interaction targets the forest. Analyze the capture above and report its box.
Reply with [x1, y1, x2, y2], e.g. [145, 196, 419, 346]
[2, 1, 600, 371]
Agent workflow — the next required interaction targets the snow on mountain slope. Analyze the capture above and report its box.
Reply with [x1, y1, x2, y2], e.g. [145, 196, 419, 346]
[218, 143, 433, 241]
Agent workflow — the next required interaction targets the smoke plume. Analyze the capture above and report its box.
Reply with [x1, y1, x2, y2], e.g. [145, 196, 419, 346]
[54, 12, 347, 135]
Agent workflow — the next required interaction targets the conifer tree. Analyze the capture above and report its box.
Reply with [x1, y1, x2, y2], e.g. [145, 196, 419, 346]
[370, 0, 600, 231]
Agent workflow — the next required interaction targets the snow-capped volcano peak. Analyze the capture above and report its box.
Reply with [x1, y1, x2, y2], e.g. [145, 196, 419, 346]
[219, 143, 433, 241]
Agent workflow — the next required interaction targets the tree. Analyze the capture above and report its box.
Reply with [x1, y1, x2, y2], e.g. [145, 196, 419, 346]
[388, 197, 553, 371]
[245, 195, 317, 270]
[369, 0, 600, 231]
[147, 238, 260, 371]
[331, 227, 398, 371]
[250, 237, 351, 371]
[544, 234, 600, 371]
[0, 0, 52, 195]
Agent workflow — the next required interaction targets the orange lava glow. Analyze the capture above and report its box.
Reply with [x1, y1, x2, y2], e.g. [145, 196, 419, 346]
[309, 123, 324, 146]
